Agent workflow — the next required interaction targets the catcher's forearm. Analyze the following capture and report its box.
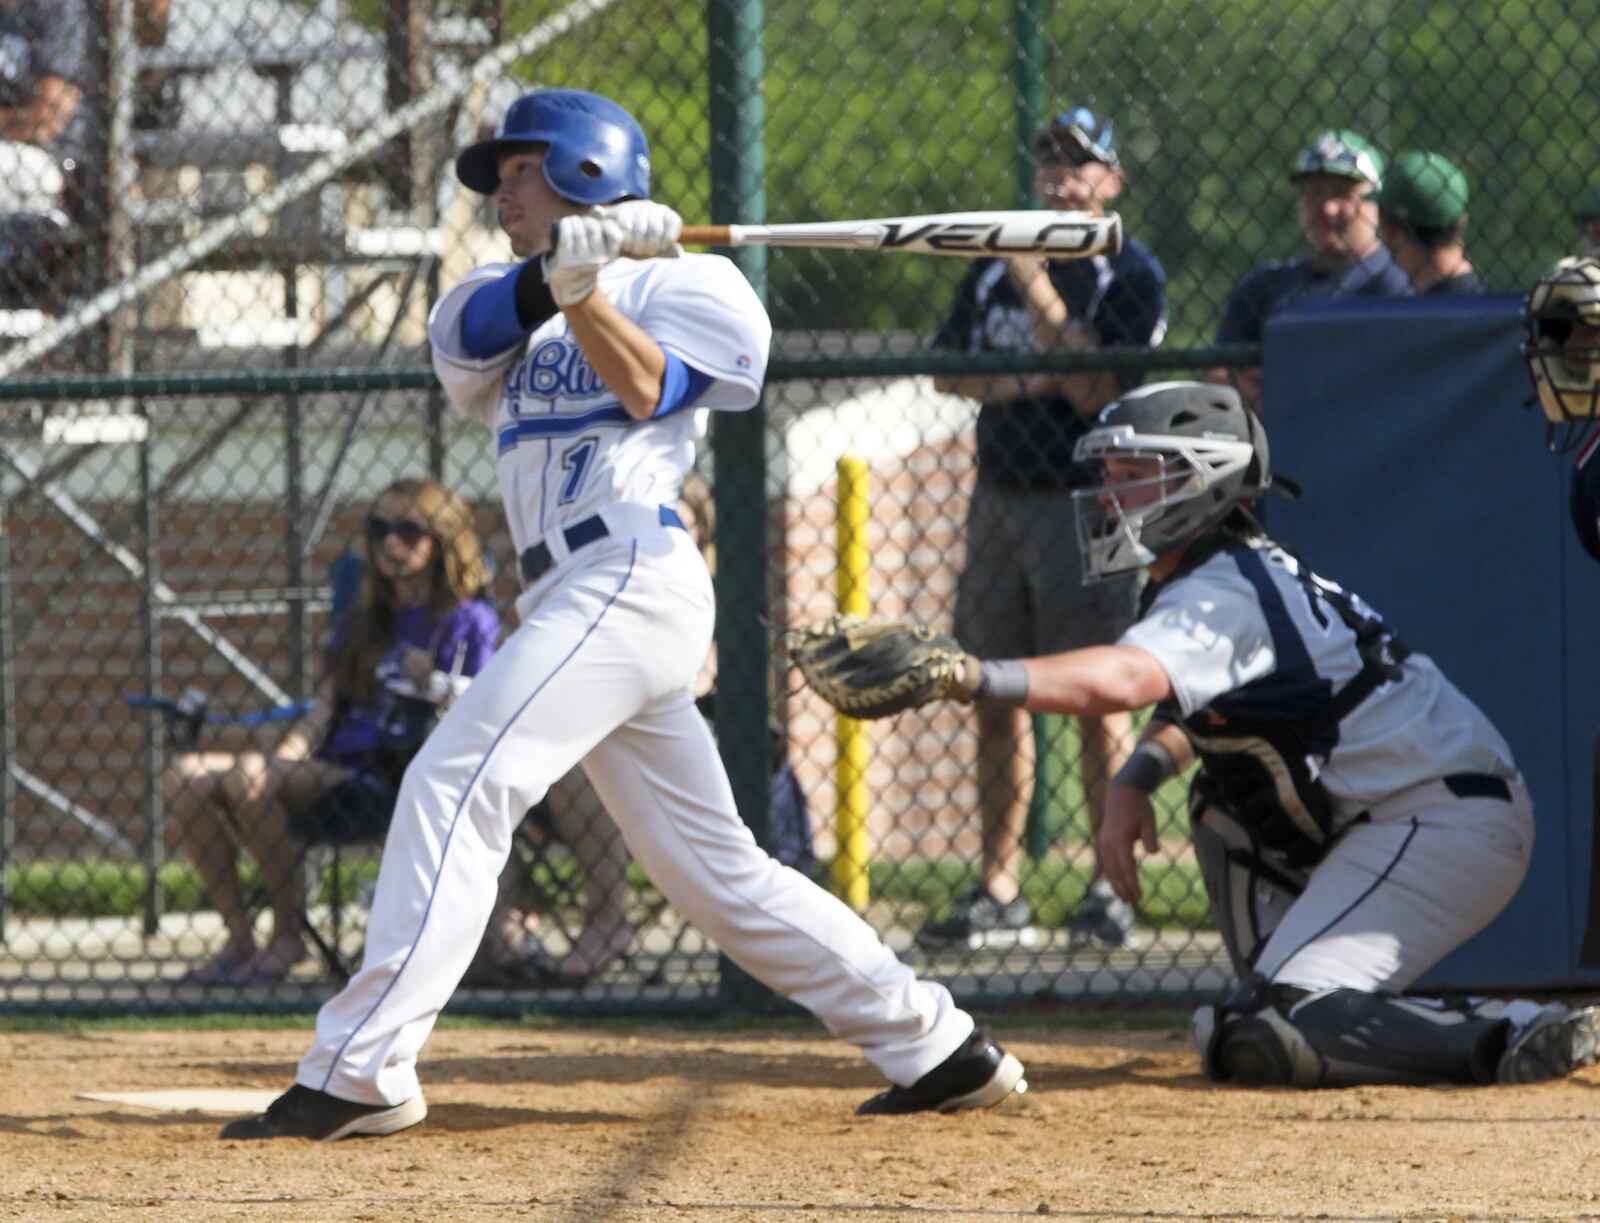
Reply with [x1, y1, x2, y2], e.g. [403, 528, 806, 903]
[1017, 645, 1173, 716]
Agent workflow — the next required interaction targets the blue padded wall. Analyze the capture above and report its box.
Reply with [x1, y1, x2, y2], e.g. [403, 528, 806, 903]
[1266, 295, 1600, 990]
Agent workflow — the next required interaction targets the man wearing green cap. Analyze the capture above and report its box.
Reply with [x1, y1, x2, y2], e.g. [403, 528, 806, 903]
[1575, 183, 1600, 257]
[1372, 151, 1485, 296]
[1206, 129, 1410, 413]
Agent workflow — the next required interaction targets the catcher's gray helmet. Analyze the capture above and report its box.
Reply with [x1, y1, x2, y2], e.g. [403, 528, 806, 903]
[1071, 381, 1270, 582]
[1523, 255, 1600, 450]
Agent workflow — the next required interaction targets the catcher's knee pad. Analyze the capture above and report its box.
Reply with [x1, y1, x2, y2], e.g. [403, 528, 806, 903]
[1194, 985, 1323, 1088]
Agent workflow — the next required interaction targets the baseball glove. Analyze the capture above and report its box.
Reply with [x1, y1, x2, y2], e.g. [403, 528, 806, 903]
[786, 613, 979, 720]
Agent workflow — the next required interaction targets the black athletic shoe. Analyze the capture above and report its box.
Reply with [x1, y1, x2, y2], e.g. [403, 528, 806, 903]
[914, 886, 1037, 951]
[218, 1084, 427, 1141]
[856, 1027, 1027, 1115]
[1498, 1006, 1600, 1084]
[1066, 881, 1144, 951]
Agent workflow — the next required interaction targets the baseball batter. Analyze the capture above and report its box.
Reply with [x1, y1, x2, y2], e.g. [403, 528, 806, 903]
[797, 380, 1600, 1088]
[221, 88, 1024, 1141]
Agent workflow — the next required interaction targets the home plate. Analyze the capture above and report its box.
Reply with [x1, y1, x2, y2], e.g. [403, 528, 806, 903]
[79, 1089, 279, 1115]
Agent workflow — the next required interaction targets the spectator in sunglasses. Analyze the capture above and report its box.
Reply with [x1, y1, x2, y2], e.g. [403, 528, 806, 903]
[164, 478, 499, 984]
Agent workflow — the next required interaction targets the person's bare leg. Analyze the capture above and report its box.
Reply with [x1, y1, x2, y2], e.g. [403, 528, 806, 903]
[165, 753, 256, 965]
[546, 769, 633, 977]
[976, 702, 1032, 904]
[229, 755, 350, 976]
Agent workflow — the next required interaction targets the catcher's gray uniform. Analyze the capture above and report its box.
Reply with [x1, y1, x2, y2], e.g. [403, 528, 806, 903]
[1124, 535, 1529, 994]
[1123, 533, 1595, 1086]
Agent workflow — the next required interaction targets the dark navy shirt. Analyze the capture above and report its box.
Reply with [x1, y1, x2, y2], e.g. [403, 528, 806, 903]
[1214, 245, 1411, 345]
[934, 239, 1167, 490]
[1572, 432, 1600, 565]
[1424, 269, 1487, 296]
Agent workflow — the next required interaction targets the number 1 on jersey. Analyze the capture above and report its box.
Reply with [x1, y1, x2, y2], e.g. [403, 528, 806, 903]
[558, 436, 600, 505]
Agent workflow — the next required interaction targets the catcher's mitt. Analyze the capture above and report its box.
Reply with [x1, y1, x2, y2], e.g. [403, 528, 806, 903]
[786, 613, 979, 720]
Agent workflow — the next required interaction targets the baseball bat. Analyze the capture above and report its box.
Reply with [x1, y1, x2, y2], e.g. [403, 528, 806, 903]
[678, 210, 1121, 258]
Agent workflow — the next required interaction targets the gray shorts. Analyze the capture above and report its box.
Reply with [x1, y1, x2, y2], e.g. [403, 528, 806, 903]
[952, 481, 1139, 659]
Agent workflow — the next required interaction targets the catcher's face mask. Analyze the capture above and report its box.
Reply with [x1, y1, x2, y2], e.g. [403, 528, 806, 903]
[1524, 256, 1600, 450]
[1072, 427, 1255, 582]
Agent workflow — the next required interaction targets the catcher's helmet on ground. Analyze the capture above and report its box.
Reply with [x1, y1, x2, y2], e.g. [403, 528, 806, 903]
[1071, 381, 1272, 582]
[1523, 256, 1600, 447]
[455, 88, 650, 204]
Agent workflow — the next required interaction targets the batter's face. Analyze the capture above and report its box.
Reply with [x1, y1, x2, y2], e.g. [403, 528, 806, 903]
[368, 495, 437, 583]
[1294, 172, 1380, 267]
[1034, 153, 1122, 214]
[492, 148, 582, 258]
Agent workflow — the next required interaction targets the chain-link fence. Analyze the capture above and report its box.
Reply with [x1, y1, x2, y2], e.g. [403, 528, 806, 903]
[0, 0, 1591, 1012]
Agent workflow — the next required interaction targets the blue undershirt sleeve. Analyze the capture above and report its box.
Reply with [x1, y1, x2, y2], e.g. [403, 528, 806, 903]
[461, 264, 537, 358]
[652, 351, 716, 417]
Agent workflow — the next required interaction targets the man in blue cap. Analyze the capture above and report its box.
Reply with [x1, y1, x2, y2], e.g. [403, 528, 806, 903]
[921, 105, 1167, 954]
[1206, 129, 1411, 413]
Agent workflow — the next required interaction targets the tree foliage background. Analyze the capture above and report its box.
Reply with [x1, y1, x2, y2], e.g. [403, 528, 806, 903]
[494, 0, 1600, 345]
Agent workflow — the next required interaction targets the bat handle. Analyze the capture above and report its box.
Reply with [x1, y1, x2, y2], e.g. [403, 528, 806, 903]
[680, 225, 731, 246]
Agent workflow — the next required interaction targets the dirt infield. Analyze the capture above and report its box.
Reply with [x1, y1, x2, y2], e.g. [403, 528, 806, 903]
[3, 1020, 1600, 1221]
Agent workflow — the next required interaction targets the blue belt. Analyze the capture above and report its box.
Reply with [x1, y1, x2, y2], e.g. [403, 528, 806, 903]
[519, 505, 685, 585]
[1442, 773, 1512, 803]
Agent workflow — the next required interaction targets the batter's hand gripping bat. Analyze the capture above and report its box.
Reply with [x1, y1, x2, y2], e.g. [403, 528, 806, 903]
[678, 210, 1121, 258]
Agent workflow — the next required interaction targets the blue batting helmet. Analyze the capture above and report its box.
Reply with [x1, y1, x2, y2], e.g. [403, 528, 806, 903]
[455, 88, 650, 204]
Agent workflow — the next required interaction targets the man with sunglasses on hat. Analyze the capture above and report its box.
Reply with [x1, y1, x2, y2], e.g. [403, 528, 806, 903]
[919, 106, 1167, 955]
[1205, 129, 1411, 414]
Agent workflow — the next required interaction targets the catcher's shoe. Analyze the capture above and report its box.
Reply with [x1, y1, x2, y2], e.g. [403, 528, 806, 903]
[914, 886, 1039, 951]
[218, 1084, 427, 1141]
[856, 1027, 1027, 1115]
[1497, 1005, 1600, 1084]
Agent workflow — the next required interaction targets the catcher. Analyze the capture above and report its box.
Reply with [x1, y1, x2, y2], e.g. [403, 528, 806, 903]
[793, 380, 1600, 1088]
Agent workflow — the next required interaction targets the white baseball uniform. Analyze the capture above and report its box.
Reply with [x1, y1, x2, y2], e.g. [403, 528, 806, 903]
[294, 252, 973, 1106]
[1121, 535, 1533, 993]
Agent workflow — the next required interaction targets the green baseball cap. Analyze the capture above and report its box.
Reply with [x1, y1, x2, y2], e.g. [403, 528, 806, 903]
[1368, 151, 1469, 229]
[1576, 182, 1600, 220]
[1290, 129, 1385, 186]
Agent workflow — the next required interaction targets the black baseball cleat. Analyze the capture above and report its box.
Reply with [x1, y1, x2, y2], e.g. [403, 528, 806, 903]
[856, 1027, 1027, 1115]
[219, 1083, 427, 1141]
[1497, 1005, 1600, 1084]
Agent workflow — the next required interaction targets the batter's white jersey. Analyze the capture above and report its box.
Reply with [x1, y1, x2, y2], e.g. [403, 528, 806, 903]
[295, 251, 976, 1109]
[1121, 536, 1516, 824]
[428, 253, 770, 554]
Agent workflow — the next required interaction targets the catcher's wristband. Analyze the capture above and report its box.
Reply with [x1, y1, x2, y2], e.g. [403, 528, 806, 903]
[974, 658, 1028, 705]
[1112, 738, 1177, 794]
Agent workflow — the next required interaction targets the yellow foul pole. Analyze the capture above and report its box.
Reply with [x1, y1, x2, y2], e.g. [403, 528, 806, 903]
[832, 455, 871, 912]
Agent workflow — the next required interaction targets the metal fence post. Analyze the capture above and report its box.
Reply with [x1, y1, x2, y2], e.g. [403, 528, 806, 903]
[708, 0, 779, 1009]
[0, 493, 13, 944]
[138, 417, 164, 936]
[1012, 0, 1043, 208]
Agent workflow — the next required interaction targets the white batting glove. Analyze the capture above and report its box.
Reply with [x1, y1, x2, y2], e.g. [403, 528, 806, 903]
[602, 200, 683, 259]
[542, 213, 624, 307]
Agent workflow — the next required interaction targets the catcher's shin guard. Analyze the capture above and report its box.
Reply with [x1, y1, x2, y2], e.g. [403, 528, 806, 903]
[1197, 977, 1515, 1088]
